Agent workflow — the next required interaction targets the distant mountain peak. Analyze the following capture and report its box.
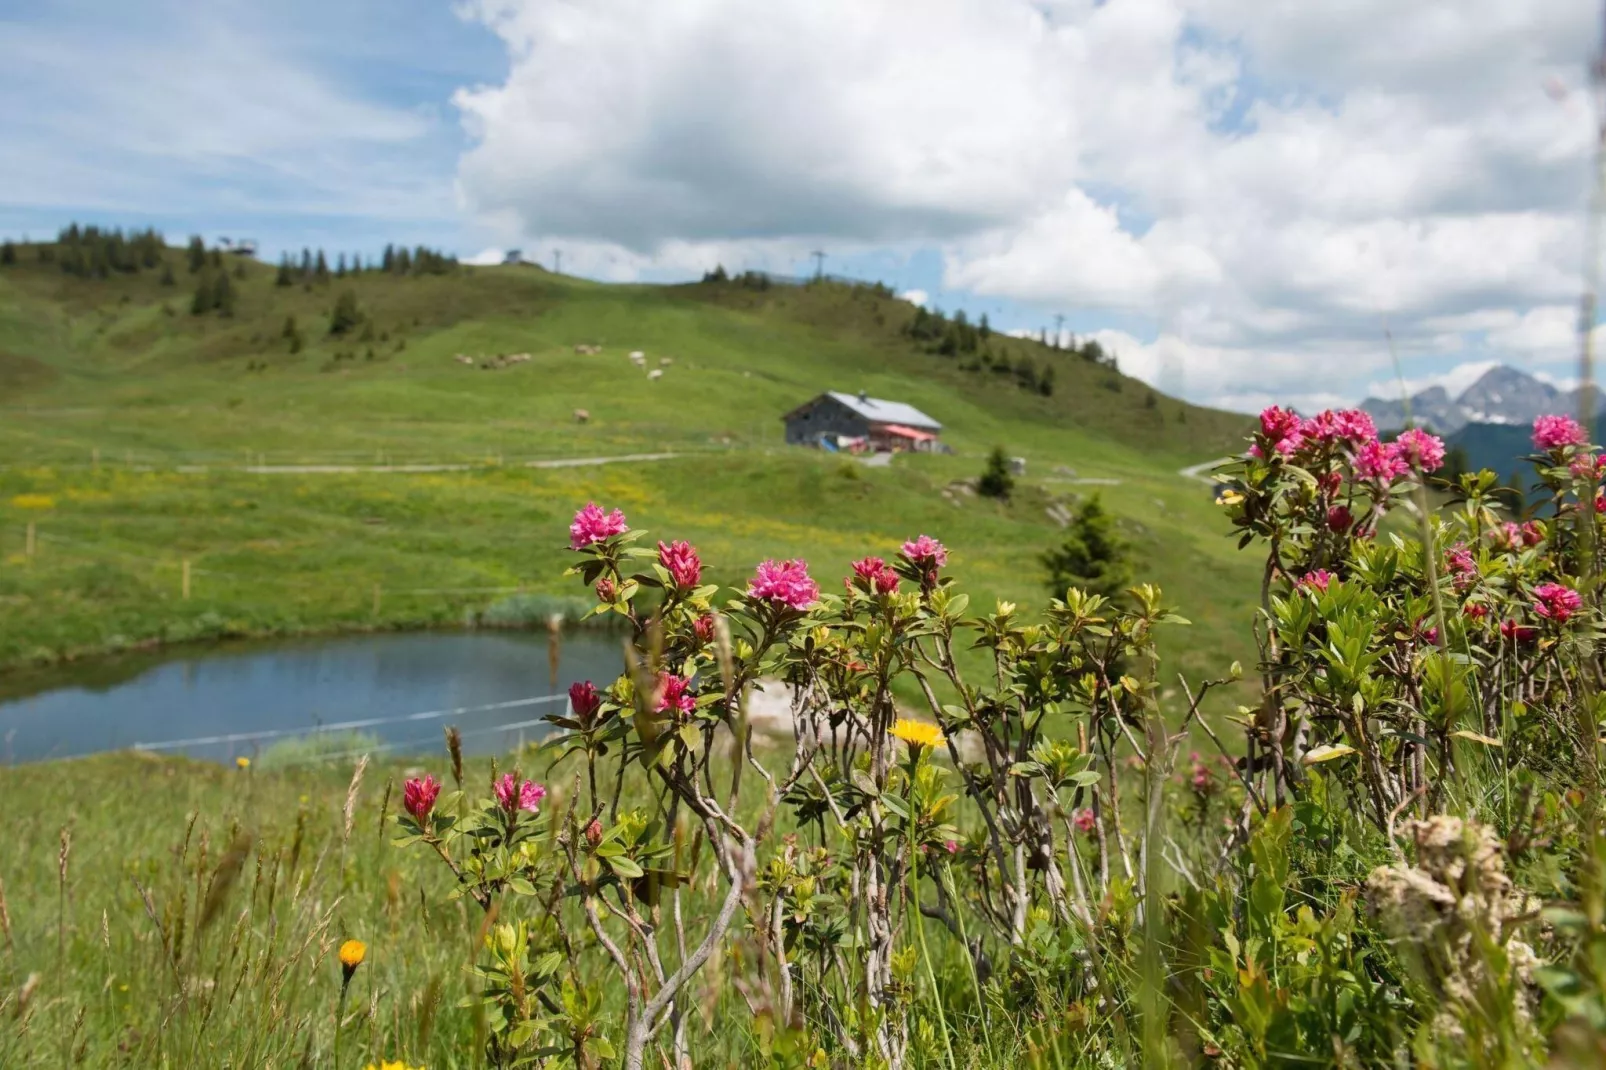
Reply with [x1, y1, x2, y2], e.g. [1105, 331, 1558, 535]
[1360, 364, 1591, 435]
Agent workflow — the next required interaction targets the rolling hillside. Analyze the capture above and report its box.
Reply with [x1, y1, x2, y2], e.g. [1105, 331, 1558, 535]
[0, 236, 1259, 690]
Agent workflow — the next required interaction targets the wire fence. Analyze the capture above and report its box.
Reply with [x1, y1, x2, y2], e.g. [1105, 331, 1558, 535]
[129, 694, 570, 760]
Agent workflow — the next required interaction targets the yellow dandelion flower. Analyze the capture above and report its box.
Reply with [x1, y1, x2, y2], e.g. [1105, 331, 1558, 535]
[235, 756, 250, 770]
[889, 718, 945, 750]
[9, 494, 55, 510]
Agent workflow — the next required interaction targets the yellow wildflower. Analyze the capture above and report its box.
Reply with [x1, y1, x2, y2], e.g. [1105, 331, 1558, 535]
[339, 938, 367, 982]
[889, 718, 945, 750]
[9, 494, 54, 510]
[235, 756, 250, 770]
[1216, 489, 1244, 507]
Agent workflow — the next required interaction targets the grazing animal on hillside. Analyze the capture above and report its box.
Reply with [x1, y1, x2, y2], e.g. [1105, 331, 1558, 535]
[647, 369, 663, 381]
[574, 409, 590, 423]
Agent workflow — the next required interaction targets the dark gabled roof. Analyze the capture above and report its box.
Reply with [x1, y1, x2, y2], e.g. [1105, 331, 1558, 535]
[780, 391, 942, 431]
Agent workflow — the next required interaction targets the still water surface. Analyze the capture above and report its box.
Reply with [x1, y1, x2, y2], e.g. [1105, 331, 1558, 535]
[0, 630, 624, 765]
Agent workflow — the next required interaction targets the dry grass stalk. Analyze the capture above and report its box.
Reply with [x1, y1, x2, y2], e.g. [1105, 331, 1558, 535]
[343, 755, 369, 844]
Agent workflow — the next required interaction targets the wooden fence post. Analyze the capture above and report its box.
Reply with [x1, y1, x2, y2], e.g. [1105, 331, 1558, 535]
[182, 559, 191, 601]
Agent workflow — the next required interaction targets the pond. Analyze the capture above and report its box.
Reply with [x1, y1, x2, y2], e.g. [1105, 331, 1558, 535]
[0, 630, 627, 766]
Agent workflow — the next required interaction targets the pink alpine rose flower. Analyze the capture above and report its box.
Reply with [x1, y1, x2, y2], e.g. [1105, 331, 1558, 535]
[1355, 439, 1406, 482]
[1072, 808, 1097, 834]
[657, 540, 702, 589]
[1445, 544, 1477, 589]
[900, 535, 949, 569]
[1297, 569, 1333, 594]
[655, 673, 696, 715]
[1500, 619, 1539, 643]
[1569, 452, 1600, 480]
[1392, 428, 1446, 473]
[849, 557, 887, 588]
[1534, 582, 1583, 624]
[403, 774, 441, 822]
[568, 680, 602, 724]
[1463, 601, 1489, 621]
[693, 613, 717, 644]
[1255, 406, 1305, 456]
[595, 577, 618, 603]
[1327, 505, 1353, 533]
[1301, 408, 1375, 447]
[748, 559, 820, 610]
[495, 775, 547, 815]
[569, 502, 628, 550]
[1534, 414, 1589, 452]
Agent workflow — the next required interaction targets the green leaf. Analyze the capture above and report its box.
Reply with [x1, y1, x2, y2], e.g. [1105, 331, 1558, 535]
[1302, 744, 1356, 765]
[608, 855, 645, 879]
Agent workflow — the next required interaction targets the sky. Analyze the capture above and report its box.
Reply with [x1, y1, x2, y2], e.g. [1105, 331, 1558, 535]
[0, 0, 1600, 413]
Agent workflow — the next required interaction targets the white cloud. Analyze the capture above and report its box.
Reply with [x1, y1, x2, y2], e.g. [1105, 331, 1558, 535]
[450, 0, 1599, 412]
[899, 289, 930, 308]
[464, 247, 508, 266]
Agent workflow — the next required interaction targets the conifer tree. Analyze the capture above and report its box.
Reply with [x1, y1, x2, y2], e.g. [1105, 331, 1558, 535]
[381, 244, 395, 273]
[328, 289, 362, 335]
[300, 248, 313, 277]
[276, 256, 293, 287]
[213, 271, 235, 316]
[1, 241, 15, 265]
[187, 236, 206, 273]
[159, 262, 175, 286]
[1041, 495, 1130, 600]
[314, 250, 329, 283]
[335, 252, 347, 277]
[978, 446, 1015, 500]
[190, 276, 213, 315]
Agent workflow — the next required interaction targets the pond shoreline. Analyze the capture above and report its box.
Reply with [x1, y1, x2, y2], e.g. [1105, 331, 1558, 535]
[0, 627, 629, 765]
[0, 610, 626, 700]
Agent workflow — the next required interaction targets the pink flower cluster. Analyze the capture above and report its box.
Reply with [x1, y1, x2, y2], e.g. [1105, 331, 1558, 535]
[848, 556, 900, 595]
[1254, 406, 1305, 457]
[1300, 408, 1376, 446]
[693, 614, 717, 644]
[1534, 414, 1589, 452]
[569, 680, 601, 724]
[1445, 544, 1477, 589]
[655, 673, 696, 714]
[569, 502, 628, 550]
[1393, 428, 1446, 472]
[1500, 619, 1539, 643]
[1534, 582, 1583, 624]
[1252, 406, 1444, 483]
[1352, 429, 1447, 480]
[1297, 569, 1333, 594]
[1493, 522, 1545, 551]
[748, 559, 820, 610]
[495, 775, 547, 815]
[1072, 808, 1097, 834]
[657, 540, 702, 588]
[404, 774, 441, 822]
[900, 534, 948, 569]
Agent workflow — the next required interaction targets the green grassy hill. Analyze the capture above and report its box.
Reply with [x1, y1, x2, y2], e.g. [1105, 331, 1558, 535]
[0, 237, 1258, 690]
